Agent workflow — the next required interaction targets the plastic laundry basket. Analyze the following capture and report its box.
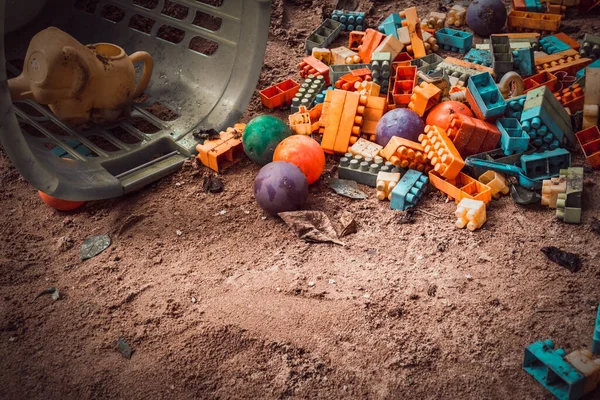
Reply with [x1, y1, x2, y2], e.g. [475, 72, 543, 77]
[0, 0, 270, 200]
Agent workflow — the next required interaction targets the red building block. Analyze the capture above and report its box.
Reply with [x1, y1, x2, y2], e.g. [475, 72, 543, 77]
[446, 114, 502, 157]
[523, 71, 558, 93]
[357, 29, 386, 64]
[259, 79, 300, 109]
[392, 65, 417, 106]
[576, 125, 600, 169]
[554, 83, 585, 113]
[298, 56, 331, 86]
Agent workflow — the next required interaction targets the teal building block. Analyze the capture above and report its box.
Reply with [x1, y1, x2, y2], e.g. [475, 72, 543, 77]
[505, 95, 526, 119]
[497, 118, 530, 155]
[339, 153, 401, 187]
[435, 28, 473, 53]
[332, 10, 366, 31]
[464, 48, 492, 67]
[593, 305, 600, 355]
[520, 148, 571, 180]
[315, 86, 334, 104]
[378, 14, 404, 38]
[305, 19, 343, 55]
[540, 35, 571, 55]
[513, 48, 536, 76]
[521, 105, 565, 149]
[468, 72, 507, 119]
[523, 339, 585, 400]
[524, 0, 544, 12]
[390, 170, 428, 211]
[576, 59, 600, 79]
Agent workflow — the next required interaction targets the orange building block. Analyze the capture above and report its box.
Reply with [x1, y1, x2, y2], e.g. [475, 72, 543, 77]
[555, 83, 585, 113]
[259, 79, 300, 109]
[446, 114, 501, 158]
[428, 171, 492, 204]
[400, 7, 427, 58]
[546, 4, 567, 14]
[418, 125, 465, 180]
[524, 71, 558, 93]
[380, 136, 431, 172]
[408, 82, 441, 117]
[356, 29, 386, 64]
[349, 31, 366, 51]
[392, 65, 417, 106]
[535, 49, 592, 76]
[195, 124, 246, 173]
[443, 57, 494, 74]
[512, 0, 528, 10]
[507, 10, 562, 33]
[554, 32, 580, 50]
[336, 73, 362, 91]
[298, 56, 331, 85]
[576, 126, 600, 169]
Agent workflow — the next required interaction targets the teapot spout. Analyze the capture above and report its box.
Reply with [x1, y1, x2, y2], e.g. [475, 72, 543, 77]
[8, 74, 34, 101]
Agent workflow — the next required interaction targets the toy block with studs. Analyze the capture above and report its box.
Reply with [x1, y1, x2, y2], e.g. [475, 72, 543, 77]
[376, 171, 402, 201]
[291, 75, 326, 113]
[335, 72, 362, 91]
[332, 10, 366, 32]
[507, 10, 562, 33]
[436, 57, 494, 87]
[195, 124, 246, 173]
[540, 33, 580, 55]
[520, 148, 571, 180]
[259, 79, 300, 110]
[580, 34, 600, 60]
[380, 136, 431, 172]
[378, 13, 405, 38]
[535, 49, 592, 76]
[411, 53, 444, 75]
[555, 83, 585, 113]
[541, 175, 567, 208]
[446, 114, 502, 157]
[478, 170, 510, 199]
[289, 106, 313, 135]
[466, 72, 507, 120]
[338, 153, 401, 187]
[576, 126, 600, 168]
[331, 46, 362, 65]
[491, 35, 514, 80]
[564, 349, 600, 397]
[523, 340, 585, 400]
[350, 138, 383, 159]
[419, 125, 465, 180]
[496, 118, 530, 155]
[355, 81, 380, 96]
[505, 95, 527, 119]
[428, 171, 492, 204]
[524, 71, 558, 93]
[422, 31, 440, 54]
[371, 52, 392, 94]
[374, 35, 405, 60]
[312, 47, 332, 65]
[305, 19, 343, 55]
[435, 28, 473, 54]
[512, 47, 537, 76]
[392, 65, 418, 106]
[464, 49, 492, 67]
[329, 64, 371, 84]
[583, 66, 600, 129]
[299, 56, 331, 85]
[445, 5, 467, 27]
[400, 7, 427, 58]
[455, 198, 486, 231]
[356, 28, 386, 64]
[408, 82, 441, 117]
[422, 12, 447, 30]
[390, 169, 429, 210]
[556, 167, 583, 224]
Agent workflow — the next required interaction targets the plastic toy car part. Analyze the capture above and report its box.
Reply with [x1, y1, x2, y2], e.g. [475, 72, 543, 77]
[380, 136, 431, 172]
[445, 5, 467, 27]
[541, 175, 567, 208]
[371, 52, 392, 94]
[455, 198, 486, 231]
[535, 49, 592, 76]
[490, 36, 514, 81]
[305, 19, 343, 55]
[464, 153, 542, 190]
[378, 13, 405, 38]
[580, 34, 600, 60]
[392, 65, 418, 106]
[422, 12, 447, 30]
[376, 171, 401, 200]
[556, 167, 583, 224]
[350, 138, 383, 159]
[507, 10, 562, 34]
[399, 7, 427, 58]
[555, 83, 585, 113]
[564, 349, 600, 396]
[356, 29, 386, 64]
[291, 75, 326, 113]
[332, 10, 366, 32]
[390, 169, 429, 210]
[478, 170, 509, 199]
[419, 125, 465, 180]
[331, 46, 362, 65]
[435, 28, 473, 54]
[408, 82, 441, 117]
[298, 56, 331, 86]
[464, 49, 492, 67]
[523, 339, 585, 400]
[576, 126, 600, 168]
[338, 153, 401, 187]
[583, 66, 600, 129]
[259, 79, 300, 110]
[524, 71, 558, 93]
[496, 118, 530, 155]
[447, 114, 502, 157]
[428, 171, 492, 204]
[195, 124, 246, 173]
[312, 47, 332, 65]
[466, 72, 507, 120]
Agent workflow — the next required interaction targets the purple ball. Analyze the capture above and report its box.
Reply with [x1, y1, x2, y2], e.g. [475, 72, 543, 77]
[467, 0, 507, 37]
[254, 161, 308, 216]
[375, 108, 425, 146]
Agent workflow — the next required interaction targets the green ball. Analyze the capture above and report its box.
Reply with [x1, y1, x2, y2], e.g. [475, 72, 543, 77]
[242, 115, 292, 165]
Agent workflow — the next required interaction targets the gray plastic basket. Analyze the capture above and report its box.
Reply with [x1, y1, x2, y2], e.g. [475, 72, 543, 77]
[0, 0, 270, 200]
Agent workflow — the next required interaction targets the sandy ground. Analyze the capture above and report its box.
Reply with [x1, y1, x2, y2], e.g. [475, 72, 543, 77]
[2, 0, 600, 399]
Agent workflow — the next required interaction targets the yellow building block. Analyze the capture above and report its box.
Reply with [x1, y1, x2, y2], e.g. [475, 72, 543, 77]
[355, 81, 381, 97]
[311, 47, 332, 65]
[455, 198, 486, 231]
[331, 46, 361, 65]
[564, 350, 600, 396]
[376, 171, 402, 201]
[350, 138, 383, 159]
[541, 176, 567, 208]
[408, 82, 441, 116]
[478, 170, 509, 199]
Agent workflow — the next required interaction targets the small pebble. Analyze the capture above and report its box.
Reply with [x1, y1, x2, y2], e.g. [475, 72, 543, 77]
[176, 230, 183, 236]
[308, 281, 315, 287]
[329, 279, 336, 285]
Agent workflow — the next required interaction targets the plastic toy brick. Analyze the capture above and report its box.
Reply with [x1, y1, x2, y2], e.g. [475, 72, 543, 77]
[505, 95, 526, 119]
[335, 72, 361, 91]
[524, 71, 558, 93]
[422, 31, 440, 54]
[422, 12, 447, 30]
[400, 7, 427, 58]
[356, 29, 386, 64]
[576, 59, 600, 79]
[523, 339, 585, 400]
[329, 64, 371, 84]
[396, 26, 411, 47]
[338, 153, 401, 187]
[305, 19, 343, 55]
[390, 169, 429, 210]
[464, 49, 492, 67]
[411, 53, 444, 75]
[374, 35, 405, 61]
[556, 167, 583, 223]
[576, 126, 600, 168]
[332, 10, 366, 32]
[478, 170, 509, 199]
[291, 75, 326, 113]
[408, 82, 441, 117]
[259, 79, 300, 109]
[555, 83, 585, 113]
[376, 171, 401, 201]
[419, 125, 465, 180]
[392, 65, 417, 106]
[583, 66, 600, 129]
[580, 34, 600, 60]
[466, 72, 507, 120]
[51, 139, 93, 159]
[312, 47, 332, 65]
[490, 36, 514, 80]
[564, 349, 600, 396]
[195, 124, 246, 173]
[496, 118, 530, 155]
[349, 31, 365, 51]
[435, 28, 473, 54]
[541, 175, 567, 208]
[513, 0, 544, 11]
[299, 56, 331, 86]
[507, 10, 562, 33]
[378, 13, 405, 38]
[394, 52, 414, 64]
[540, 33, 579, 55]
[520, 148, 571, 180]
[436, 57, 493, 87]
[455, 198, 486, 231]
[476, 42, 532, 51]
[447, 114, 502, 157]
[492, 32, 541, 40]
[331, 46, 361, 65]
[448, 85, 467, 102]
[371, 52, 392, 94]
[381, 136, 430, 172]
[535, 49, 592, 76]
[289, 107, 313, 135]
[355, 81, 380, 97]
[428, 171, 492, 204]
[593, 305, 600, 355]
[512, 47, 536, 76]
[546, 4, 567, 14]
[315, 86, 333, 104]
[350, 138, 383, 159]
[445, 5, 466, 27]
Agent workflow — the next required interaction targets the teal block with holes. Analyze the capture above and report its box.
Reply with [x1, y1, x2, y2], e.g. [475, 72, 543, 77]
[378, 14, 404, 38]
[390, 170, 428, 211]
[520, 148, 571, 180]
[435, 28, 473, 53]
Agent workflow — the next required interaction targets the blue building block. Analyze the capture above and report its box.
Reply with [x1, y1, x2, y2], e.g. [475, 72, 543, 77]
[332, 10, 366, 31]
[315, 86, 334, 105]
[378, 13, 404, 38]
[464, 48, 492, 67]
[593, 305, 600, 355]
[521, 106, 566, 149]
[435, 28, 473, 54]
[520, 148, 571, 180]
[504, 95, 527, 119]
[468, 72, 507, 119]
[305, 19, 343, 55]
[390, 170, 428, 211]
[51, 139, 93, 159]
[497, 118, 530, 155]
[540, 36, 571, 55]
[524, 0, 544, 12]
[523, 339, 585, 400]
[513, 48, 536, 76]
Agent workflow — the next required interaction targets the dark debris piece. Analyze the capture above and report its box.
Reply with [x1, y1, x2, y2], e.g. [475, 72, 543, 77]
[591, 217, 600, 236]
[34, 287, 60, 301]
[117, 337, 133, 359]
[192, 128, 220, 142]
[398, 208, 415, 224]
[81, 234, 111, 260]
[203, 175, 224, 193]
[541, 246, 582, 273]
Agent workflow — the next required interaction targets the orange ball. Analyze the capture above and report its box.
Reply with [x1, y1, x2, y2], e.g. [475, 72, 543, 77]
[425, 101, 474, 130]
[273, 135, 325, 185]
[38, 191, 85, 211]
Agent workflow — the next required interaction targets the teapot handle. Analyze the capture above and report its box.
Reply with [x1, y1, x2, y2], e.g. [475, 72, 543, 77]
[129, 51, 154, 100]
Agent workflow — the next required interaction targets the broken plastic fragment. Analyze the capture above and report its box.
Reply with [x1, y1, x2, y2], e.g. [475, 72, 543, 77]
[541, 246, 582, 273]
[328, 178, 368, 199]
[81, 234, 111, 260]
[117, 337, 133, 359]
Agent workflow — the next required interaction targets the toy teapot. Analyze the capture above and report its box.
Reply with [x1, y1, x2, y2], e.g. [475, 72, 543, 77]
[8, 27, 153, 124]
